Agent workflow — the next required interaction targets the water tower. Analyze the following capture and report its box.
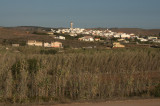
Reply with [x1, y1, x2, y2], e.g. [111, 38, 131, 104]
[70, 22, 73, 29]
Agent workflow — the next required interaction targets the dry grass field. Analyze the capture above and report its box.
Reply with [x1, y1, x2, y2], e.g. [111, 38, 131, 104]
[0, 46, 160, 104]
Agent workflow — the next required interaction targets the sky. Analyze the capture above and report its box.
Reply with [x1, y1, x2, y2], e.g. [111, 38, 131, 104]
[0, 0, 160, 29]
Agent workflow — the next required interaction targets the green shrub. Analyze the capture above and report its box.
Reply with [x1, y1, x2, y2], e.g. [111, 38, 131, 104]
[11, 59, 39, 76]
[11, 61, 21, 80]
[27, 58, 39, 74]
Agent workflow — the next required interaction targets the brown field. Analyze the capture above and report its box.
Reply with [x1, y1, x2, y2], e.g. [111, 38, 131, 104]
[1, 99, 160, 106]
[48, 99, 160, 106]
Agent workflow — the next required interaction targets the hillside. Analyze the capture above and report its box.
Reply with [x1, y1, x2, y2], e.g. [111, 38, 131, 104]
[1, 27, 160, 38]
[0, 27, 105, 48]
[1, 26, 160, 47]
[110, 28, 160, 36]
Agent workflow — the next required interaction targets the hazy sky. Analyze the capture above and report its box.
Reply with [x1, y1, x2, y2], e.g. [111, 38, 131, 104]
[0, 0, 160, 28]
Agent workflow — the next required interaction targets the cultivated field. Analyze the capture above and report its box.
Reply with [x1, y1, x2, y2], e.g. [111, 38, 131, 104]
[0, 46, 160, 104]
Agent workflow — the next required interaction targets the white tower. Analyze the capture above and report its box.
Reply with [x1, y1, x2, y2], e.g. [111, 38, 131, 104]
[70, 22, 73, 29]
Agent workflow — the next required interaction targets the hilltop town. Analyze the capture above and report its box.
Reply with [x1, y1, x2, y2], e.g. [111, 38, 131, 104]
[0, 22, 160, 49]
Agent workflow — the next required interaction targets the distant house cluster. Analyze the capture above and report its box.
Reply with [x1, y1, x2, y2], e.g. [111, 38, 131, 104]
[47, 22, 160, 45]
[52, 27, 135, 39]
[27, 40, 63, 48]
[53, 28, 85, 37]
[136, 36, 160, 43]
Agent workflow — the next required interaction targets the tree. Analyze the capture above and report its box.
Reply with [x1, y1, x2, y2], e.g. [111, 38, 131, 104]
[111, 37, 118, 41]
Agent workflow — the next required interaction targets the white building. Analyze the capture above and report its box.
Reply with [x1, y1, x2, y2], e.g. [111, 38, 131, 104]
[148, 37, 158, 40]
[120, 33, 131, 38]
[69, 33, 77, 36]
[139, 38, 148, 42]
[54, 36, 65, 40]
[47, 32, 54, 35]
[79, 36, 94, 42]
[153, 39, 160, 43]
[51, 41, 63, 48]
[27, 40, 36, 46]
[113, 34, 121, 38]
[35, 41, 43, 46]
[44, 42, 51, 47]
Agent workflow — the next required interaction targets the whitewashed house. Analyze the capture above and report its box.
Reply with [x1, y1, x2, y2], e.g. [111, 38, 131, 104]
[51, 42, 63, 48]
[120, 33, 131, 39]
[35, 41, 43, 46]
[139, 38, 148, 42]
[113, 34, 121, 38]
[27, 40, 36, 46]
[27, 40, 42, 46]
[113, 42, 125, 48]
[153, 39, 160, 43]
[44, 42, 51, 47]
[55, 36, 65, 40]
[148, 37, 158, 40]
[79, 36, 94, 42]
[47, 32, 54, 35]
[12, 44, 19, 47]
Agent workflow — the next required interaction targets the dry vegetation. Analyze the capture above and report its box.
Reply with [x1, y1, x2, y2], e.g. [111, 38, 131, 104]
[0, 46, 160, 103]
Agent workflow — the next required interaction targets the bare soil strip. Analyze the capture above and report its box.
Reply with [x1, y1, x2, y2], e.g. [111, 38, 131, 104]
[53, 99, 160, 106]
[0, 99, 160, 106]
